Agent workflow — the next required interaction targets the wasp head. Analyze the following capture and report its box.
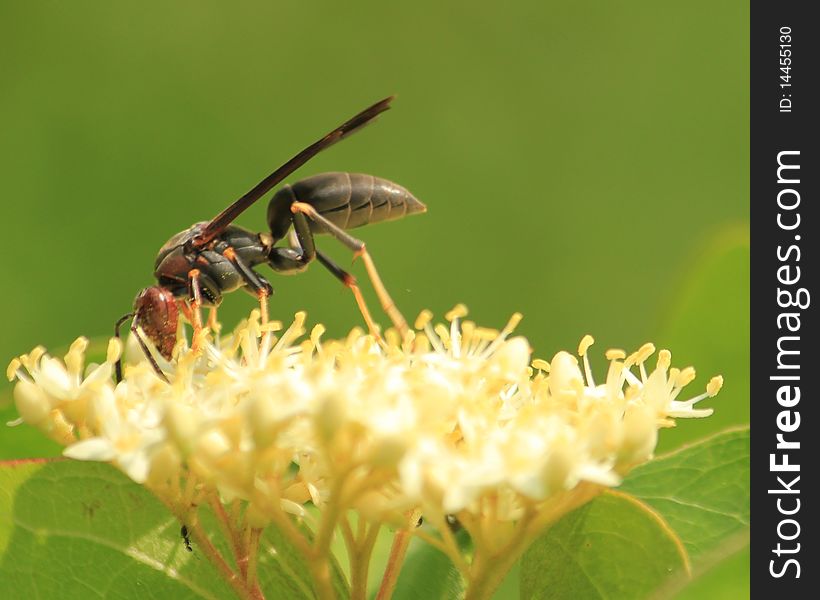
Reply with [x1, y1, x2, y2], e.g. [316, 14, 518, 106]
[133, 286, 179, 361]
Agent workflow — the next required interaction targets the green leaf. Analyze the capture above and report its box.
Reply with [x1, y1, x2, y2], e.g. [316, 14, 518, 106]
[620, 426, 749, 561]
[671, 546, 749, 600]
[0, 459, 233, 599]
[620, 427, 749, 598]
[519, 427, 749, 600]
[0, 459, 343, 599]
[0, 405, 63, 460]
[391, 534, 467, 600]
[654, 226, 749, 452]
[520, 491, 688, 600]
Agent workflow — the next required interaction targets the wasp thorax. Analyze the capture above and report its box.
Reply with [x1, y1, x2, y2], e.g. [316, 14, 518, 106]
[134, 287, 179, 360]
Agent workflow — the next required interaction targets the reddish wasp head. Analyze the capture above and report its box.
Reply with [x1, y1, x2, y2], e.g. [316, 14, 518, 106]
[134, 286, 179, 361]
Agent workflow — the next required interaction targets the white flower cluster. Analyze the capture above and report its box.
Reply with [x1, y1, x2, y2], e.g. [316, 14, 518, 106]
[7, 307, 721, 530]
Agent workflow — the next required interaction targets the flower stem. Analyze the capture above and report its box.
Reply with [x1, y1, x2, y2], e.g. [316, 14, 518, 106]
[463, 522, 531, 600]
[246, 528, 264, 599]
[411, 530, 456, 566]
[188, 517, 257, 600]
[463, 552, 517, 600]
[375, 509, 421, 600]
[464, 486, 604, 600]
[433, 513, 470, 577]
[211, 496, 247, 577]
[305, 557, 337, 600]
[349, 520, 381, 600]
[309, 477, 348, 600]
[157, 493, 260, 600]
[265, 493, 337, 600]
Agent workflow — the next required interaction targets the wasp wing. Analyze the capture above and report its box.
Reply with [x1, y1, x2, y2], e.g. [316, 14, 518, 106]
[193, 96, 394, 247]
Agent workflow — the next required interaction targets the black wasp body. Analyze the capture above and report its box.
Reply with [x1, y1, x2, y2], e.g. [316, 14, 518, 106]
[155, 173, 424, 304]
[117, 97, 426, 382]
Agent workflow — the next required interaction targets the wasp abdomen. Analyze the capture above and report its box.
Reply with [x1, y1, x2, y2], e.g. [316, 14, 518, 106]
[269, 172, 425, 237]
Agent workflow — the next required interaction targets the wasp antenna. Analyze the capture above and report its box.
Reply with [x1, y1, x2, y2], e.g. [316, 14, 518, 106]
[114, 312, 135, 383]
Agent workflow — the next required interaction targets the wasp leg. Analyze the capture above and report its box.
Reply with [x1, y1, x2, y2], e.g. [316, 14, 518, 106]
[315, 249, 384, 342]
[268, 210, 316, 274]
[290, 201, 410, 338]
[220, 246, 274, 324]
[282, 216, 383, 341]
[187, 269, 205, 352]
[176, 300, 195, 326]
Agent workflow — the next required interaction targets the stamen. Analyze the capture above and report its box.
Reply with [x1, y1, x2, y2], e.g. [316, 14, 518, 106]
[667, 367, 680, 396]
[65, 337, 89, 378]
[676, 367, 696, 387]
[578, 335, 595, 387]
[474, 327, 499, 340]
[434, 324, 451, 350]
[261, 321, 283, 333]
[257, 319, 282, 362]
[6, 358, 22, 382]
[679, 391, 708, 406]
[414, 309, 433, 330]
[346, 327, 365, 346]
[450, 317, 462, 358]
[605, 360, 624, 392]
[578, 335, 594, 356]
[416, 311, 446, 355]
[622, 368, 641, 387]
[707, 375, 724, 396]
[678, 374, 724, 408]
[21, 346, 46, 373]
[413, 332, 431, 353]
[460, 321, 476, 354]
[479, 313, 522, 359]
[623, 351, 638, 368]
[471, 327, 498, 356]
[424, 322, 446, 354]
[106, 338, 123, 364]
[636, 343, 656, 363]
[531, 359, 550, 372]
[401, 329, 416, 353]
[310, 324, 326, 351]
[274, 312, 307, 351]
[503, 313, 523, 336]
[657, 349, 671, 371]
[248, 309, 262, 339]
[636, 343, 655, 381]
[280, 498, 307, 518]
[445, 304, 468, 321]
[241, 315, 261, 367]
[385, 328, 401, 349]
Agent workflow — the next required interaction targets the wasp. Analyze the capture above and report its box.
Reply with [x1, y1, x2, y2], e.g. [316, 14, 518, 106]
[115, 97, 425, 382]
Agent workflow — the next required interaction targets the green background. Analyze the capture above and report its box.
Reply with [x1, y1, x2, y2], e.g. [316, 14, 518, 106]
[0, 1, 748, 597]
